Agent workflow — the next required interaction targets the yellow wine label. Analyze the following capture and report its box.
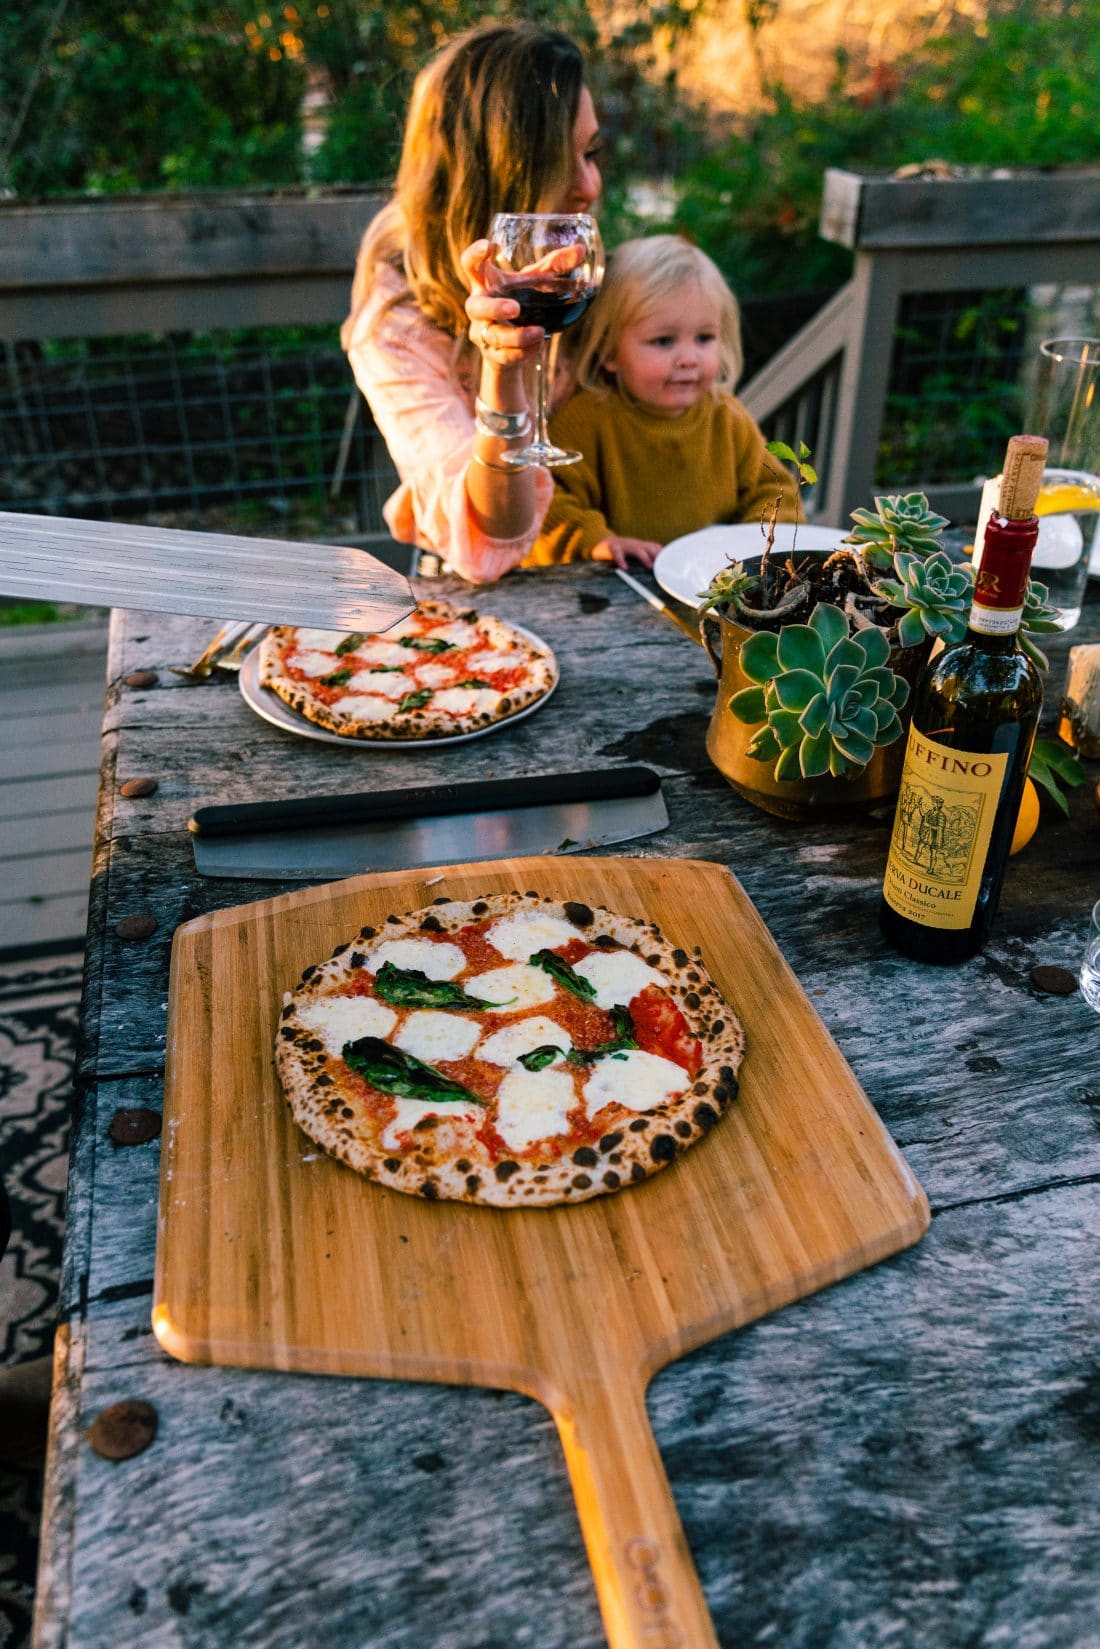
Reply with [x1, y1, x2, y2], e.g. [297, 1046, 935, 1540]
[883, 726, 1010, 929]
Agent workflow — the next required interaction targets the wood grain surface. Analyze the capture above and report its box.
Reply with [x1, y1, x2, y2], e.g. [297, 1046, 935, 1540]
[156, 854, 926, 1649]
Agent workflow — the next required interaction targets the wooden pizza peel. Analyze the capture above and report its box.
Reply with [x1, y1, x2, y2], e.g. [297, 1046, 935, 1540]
[155, 855, 929, 1649]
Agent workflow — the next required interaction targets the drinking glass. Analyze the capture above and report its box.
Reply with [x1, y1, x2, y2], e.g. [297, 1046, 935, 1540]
[1079, 897, 1100, 1012]
[1028, 337, 1100, 630]
[485, 212, 604, 468]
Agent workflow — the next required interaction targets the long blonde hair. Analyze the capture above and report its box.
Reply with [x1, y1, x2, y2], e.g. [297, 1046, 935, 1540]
[571, 236, 744, 400]
[343, 23, 586, 347]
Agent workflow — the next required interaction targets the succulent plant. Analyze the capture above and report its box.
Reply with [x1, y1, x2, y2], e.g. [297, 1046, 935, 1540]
[698, 560, 755, 613]
[846, 493, 951, 570]
[873, 549, 973, 647]
[1019, 578, 1063, 670]
[728, 603, 910, 781]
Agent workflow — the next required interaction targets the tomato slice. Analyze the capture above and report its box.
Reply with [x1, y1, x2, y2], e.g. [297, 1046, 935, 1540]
[630, 985, 702, 1076]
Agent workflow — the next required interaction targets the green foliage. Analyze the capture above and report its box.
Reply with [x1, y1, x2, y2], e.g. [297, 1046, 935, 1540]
[673, 2, 1100, 299]
[1027, 738, 1086, 816]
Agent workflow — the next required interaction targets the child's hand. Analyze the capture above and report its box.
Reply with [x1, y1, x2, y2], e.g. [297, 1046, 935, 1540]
[591, 536, 662, 571]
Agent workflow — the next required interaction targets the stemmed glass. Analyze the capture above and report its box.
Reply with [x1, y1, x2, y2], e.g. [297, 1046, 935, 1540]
[485, 212, 603, 468]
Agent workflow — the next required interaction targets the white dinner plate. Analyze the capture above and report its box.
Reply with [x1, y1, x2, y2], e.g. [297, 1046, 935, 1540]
[653, 523, 849, 610]
[239, 625, 558, 749]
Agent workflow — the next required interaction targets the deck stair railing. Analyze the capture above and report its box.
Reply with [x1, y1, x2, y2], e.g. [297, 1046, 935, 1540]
[740, 166, 1100, 527]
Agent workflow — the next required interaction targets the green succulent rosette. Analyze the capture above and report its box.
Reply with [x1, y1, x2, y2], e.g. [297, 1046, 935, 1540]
[728, 603, 910, 781]
[873, 549, 973, 648]
[846, 492, 950, 570]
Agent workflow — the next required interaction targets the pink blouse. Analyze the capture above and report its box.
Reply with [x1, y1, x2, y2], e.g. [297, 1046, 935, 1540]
[344, 266, 554, 584]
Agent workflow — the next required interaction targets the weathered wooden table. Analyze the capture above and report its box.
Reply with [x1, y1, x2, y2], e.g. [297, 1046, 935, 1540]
[37, 566, 1100, 1649]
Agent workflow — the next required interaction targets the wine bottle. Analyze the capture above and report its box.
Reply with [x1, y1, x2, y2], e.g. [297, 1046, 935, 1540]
[879, 434, 1049, 963]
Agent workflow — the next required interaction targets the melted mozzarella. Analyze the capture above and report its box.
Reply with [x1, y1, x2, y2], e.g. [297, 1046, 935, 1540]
[366, 938, 465, 980]
[395, 1011, 481, 1064]
[415, 661, 458, 689]
[582, 1049, 689, 1115]
[328, 694, 400, 722]
[463, 647, 518, 674]
[488, 908, 581, 962]
[495, 1067, 575, 1150]
[297, 993, 396, 1056]
[429, 687, 503, 718]
[429, 620, 480, 648]
[355, 639, 411, 668]
[477, 1016, 573, 1067]
[381, 1098, 479, 1151]
[470, 963, 556, 1012]
[346, 668, 408, 699]
[573, 950, 668, 1010]
[294, 628, 344, 651]
[294, 650, 341, 678]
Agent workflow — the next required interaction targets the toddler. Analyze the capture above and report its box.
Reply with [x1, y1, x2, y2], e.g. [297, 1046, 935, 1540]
[528, 235, 800, 569]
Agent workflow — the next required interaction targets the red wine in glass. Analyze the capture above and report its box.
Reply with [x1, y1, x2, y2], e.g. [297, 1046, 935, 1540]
[486, 212, 604, 468]
[508, 283, 594, 335]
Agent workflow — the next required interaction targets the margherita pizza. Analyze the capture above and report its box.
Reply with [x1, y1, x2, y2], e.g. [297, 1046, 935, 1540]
[275, 892, 744, 1208]
[258, 600, 555, 741]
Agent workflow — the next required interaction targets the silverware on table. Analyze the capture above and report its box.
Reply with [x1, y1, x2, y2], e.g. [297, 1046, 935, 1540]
[171, 620, 254, 679]
[215, 623, 268, 673]
[613, 566, 703, 645]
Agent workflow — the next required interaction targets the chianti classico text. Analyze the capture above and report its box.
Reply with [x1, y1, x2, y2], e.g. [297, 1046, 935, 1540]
[880, 434, 1049, 963]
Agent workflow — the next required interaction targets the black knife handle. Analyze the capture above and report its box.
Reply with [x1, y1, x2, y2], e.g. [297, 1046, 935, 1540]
[188, 766, 660, 838]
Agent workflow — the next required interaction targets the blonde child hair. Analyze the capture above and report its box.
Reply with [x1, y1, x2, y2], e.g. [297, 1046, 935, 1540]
[570, 235, 744, 402]
[342, 23, 586, 350]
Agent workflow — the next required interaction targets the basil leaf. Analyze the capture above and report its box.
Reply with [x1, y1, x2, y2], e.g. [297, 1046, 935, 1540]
[398, 688, 433, 713]
[518, 1045, 564, 1072]
[342, 1036, 483, 1105]
[455, 678, 493, 689]
[335, 632, 366, 656]
[564, 1006, 639, 1065]
[400, 637, 455, 654]
[530, 948, 597, 1000]
[320, 667, 352, 687]
[373, 962, 497, 1011]
[370, 664, 404, 673]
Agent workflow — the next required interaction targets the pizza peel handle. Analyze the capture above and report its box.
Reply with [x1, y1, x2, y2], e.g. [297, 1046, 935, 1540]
[554, 1368, 720, 1649]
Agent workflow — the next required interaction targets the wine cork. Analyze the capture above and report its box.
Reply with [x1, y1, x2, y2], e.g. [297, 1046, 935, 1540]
[999, 434, 1049, 520]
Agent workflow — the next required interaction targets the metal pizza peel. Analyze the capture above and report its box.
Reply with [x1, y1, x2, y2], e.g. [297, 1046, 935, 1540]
[0, 510, 414, 631]
[188, 767, 669, 880]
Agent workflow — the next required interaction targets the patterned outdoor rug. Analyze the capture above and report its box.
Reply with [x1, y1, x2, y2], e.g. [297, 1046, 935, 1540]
[0, 951, 81, 1649]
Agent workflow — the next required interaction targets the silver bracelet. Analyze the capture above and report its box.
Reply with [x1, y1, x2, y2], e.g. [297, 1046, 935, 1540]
[474, 397, 530, 440]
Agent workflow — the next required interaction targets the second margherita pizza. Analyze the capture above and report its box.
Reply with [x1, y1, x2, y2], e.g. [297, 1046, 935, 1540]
[258, 599, 555, 741]
[276, 892, 744, 1208]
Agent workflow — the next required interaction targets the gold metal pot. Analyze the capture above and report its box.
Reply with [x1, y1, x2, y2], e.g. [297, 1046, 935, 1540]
[701, 561, 930, 822]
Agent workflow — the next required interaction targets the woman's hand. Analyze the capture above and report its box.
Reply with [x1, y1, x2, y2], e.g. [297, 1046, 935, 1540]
[592, 536, 662, 571]
[462, 240, 544, 368]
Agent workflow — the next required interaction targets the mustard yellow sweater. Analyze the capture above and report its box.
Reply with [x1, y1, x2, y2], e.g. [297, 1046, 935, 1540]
[526, 389, 802, 566]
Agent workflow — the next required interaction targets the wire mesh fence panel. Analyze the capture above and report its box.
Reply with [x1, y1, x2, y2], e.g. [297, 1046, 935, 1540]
[0, 327, 400, 548]
[878, 283, 1100, 488]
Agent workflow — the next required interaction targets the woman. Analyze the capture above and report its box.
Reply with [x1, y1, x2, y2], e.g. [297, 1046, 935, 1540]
[342, 23, 601, 585]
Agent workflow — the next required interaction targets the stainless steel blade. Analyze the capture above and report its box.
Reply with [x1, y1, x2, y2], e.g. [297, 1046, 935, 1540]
[190, 790, 669, 880]
[0, 511, 414, 631]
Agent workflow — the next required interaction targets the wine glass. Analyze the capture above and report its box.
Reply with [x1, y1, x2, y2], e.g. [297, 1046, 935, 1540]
[485, 212, 604, 468]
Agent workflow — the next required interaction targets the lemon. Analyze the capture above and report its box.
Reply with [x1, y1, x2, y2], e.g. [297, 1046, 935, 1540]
[1010, 777, 1040, 855]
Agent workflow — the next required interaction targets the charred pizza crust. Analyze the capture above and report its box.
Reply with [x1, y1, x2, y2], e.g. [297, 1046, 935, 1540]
[258, 599, 556, 741]
[275, 891, 744, 1208]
